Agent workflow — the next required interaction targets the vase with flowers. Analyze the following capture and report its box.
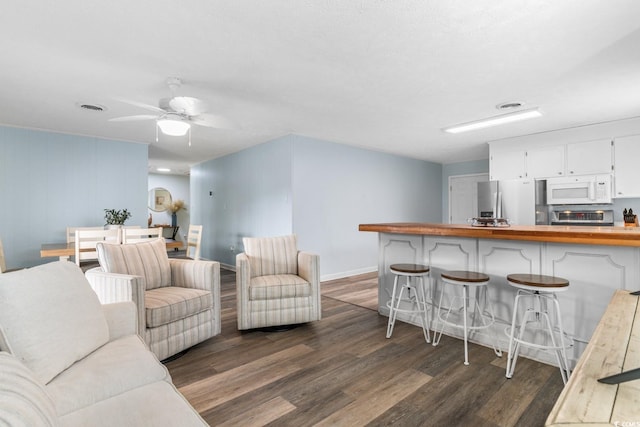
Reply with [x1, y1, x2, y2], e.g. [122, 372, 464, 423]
[168, 200, 186, 227]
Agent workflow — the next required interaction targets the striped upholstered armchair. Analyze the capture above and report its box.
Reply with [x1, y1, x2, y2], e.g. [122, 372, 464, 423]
[85, 238, 221, 361]
[236, 234, 321, 330]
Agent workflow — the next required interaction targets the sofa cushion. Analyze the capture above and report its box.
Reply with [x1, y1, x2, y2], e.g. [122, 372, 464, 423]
[0, 261, 109, 385]
[46, 335, 169, 416]
[243, 234, 298, 277]
[0, 351, 59, 427]
[58, 381, 207, 427]
[96, 238, 171, 290]
[249, 274, 311, 300]
[145, 287, 213, 328]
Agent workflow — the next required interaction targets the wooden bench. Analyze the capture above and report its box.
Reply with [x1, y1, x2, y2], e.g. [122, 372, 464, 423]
[546, 289, 640, 426]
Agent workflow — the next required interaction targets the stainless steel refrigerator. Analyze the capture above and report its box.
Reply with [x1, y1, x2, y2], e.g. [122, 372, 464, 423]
[477, 179, 549, 225]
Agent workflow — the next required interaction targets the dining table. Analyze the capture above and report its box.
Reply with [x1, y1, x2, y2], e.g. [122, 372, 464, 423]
[40, 239, 184, 261]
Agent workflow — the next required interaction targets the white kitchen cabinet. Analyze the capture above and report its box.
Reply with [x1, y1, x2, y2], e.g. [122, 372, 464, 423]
[490, 150, 526, 180]
[490, 139, 613, 181]
[566, 139, 612, 175]
[613, 134, 640, 198]
[526, 145, 565, 178]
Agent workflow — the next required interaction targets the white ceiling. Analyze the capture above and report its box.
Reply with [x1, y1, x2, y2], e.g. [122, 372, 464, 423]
[2, 1, 640, 175]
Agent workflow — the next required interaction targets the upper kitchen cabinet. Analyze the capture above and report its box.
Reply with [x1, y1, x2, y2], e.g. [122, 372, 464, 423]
[613, 134, 640, 198]
[566, 139, 613, 175]
[526, 145, 565, 178]
[490, 150, 526, 180]
[490, 139, 614, 181]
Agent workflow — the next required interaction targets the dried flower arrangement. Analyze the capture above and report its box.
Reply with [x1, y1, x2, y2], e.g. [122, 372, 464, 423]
[169, 199, 186, 214]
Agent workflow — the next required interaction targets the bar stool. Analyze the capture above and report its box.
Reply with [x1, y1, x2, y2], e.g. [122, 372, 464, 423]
[432, 271, 502, 365]
[386, 263, 431, 343]
[505, 273, 571, 384]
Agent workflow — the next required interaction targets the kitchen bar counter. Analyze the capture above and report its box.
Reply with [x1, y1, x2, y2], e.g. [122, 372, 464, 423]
[359, 222, 640, 247]
[360, 222, 640, 371]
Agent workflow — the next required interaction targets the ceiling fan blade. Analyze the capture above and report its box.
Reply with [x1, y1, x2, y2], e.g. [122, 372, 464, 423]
[109, 114, 158, 122]
[189, 113, 237, 130]
[114, 97, 166, 114]
[169, 97, 208, 116]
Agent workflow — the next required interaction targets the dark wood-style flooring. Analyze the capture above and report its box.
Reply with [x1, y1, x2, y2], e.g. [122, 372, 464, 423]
[165, 270, 564, 426]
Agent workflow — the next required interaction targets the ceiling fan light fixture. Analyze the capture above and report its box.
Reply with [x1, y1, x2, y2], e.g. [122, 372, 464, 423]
[157, 118, 191, 136]
[443, 108, 542, 134]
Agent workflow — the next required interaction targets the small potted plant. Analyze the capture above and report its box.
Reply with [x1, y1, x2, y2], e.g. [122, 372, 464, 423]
[104, 209, 132, 228]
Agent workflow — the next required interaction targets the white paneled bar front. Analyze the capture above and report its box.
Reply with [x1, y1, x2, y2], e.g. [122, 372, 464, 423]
[365, 223, 640, 369]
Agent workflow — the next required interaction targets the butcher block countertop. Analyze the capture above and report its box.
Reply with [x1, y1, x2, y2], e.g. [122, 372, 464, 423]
[358, 223, 640, 247]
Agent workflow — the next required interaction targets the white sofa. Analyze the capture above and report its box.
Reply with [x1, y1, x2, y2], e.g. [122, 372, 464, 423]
[0, 261, 207, 427]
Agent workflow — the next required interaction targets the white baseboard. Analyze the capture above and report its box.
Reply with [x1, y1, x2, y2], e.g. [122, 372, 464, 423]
[220, 262, 236, 272]
[320, 266, 377, 282]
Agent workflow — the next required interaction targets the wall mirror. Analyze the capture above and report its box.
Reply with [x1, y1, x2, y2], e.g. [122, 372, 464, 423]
[148, 187, 172, 212]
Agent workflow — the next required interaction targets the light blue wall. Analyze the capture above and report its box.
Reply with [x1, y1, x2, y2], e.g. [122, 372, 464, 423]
[191, 134, 443, 278]
[0, 126, 148, 268]
[190, 138, 293, 265]
[441, 159, 490, 220]
[290, 135, 442, 278]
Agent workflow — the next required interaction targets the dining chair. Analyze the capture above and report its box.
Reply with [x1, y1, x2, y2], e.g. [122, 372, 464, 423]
[0, 237, 22, 274]
[66, 226, 104, 244]
[0, 237, 7, 273]
[122, 227, 163, 244]
[63, 227, 105, 262]
[74, 228, 121, 267]
[186, 225, 203, 260]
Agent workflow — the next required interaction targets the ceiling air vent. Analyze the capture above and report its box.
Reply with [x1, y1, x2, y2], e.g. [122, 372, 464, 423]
[76, 103, 107, 112]
[496, 101, 523, 110]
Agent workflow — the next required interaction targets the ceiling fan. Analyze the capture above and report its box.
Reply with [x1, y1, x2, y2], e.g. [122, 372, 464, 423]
[110, 77, 232, 144]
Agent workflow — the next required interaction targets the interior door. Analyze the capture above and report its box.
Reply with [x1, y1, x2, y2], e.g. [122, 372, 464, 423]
[449, 173, 489, 224]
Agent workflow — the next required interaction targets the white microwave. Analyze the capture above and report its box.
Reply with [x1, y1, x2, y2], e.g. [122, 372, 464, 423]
[546, 174, 612, 205]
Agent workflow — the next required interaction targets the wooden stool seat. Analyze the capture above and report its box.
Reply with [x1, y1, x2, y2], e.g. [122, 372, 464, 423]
[442, 270, 490, 283]
[507, 274, 569, 289]
[390, 263, 430, 275]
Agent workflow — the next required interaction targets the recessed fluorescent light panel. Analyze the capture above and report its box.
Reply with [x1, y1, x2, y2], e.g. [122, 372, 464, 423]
[157, 168, 171, 172]
[443, 108, 542, 134]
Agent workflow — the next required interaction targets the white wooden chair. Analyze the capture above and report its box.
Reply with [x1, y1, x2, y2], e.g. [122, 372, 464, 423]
[65, 226, 111, 263]
[186, 225, 203, 260]
[0, 238, 22, 274]
[66, 226, 105, 243]
[122, 227, 163, 244]
[74, 228, 121, 267]
[0, 237, 7, 273]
